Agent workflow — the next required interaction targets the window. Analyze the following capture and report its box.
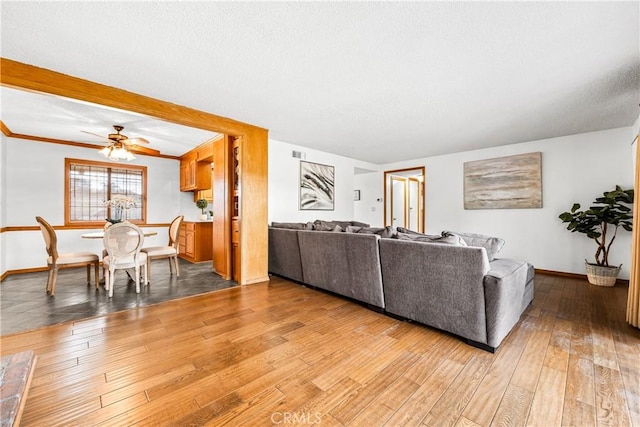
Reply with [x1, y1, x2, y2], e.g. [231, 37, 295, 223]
[65, 158, 147, 226]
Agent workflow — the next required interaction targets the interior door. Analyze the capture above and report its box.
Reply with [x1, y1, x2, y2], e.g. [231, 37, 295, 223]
[391, 176, 407, 229]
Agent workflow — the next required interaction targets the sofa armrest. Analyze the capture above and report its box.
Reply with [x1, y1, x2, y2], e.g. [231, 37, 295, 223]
[484, 258, 529, 348]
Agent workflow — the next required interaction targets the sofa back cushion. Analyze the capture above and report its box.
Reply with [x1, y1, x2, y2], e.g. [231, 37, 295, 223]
[442, 231, 505, 261]
[297, 230, 385, 308]
[379, 238, 490, 344]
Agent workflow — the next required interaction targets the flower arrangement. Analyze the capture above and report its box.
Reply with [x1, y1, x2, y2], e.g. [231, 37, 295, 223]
[104, 195, 136, 223]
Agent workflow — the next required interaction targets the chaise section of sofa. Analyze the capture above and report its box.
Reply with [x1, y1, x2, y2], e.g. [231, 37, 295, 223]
[297, 230, 385, 309]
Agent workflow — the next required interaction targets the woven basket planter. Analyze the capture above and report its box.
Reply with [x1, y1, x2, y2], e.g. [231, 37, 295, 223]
[584, 261, 621, 287]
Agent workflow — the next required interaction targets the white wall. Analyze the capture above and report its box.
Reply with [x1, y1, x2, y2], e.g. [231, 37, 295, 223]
[268, 138, 378, 224]
[354, 172, 384, 227]
[358, 127, 635, 278]
[1, 137, 187, 274]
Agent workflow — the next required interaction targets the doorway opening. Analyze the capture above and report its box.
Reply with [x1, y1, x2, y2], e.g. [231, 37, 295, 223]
[384, 167, 425, 233]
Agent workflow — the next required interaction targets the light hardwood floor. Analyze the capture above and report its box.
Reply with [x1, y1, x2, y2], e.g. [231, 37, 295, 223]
[1, 273, 638, 426]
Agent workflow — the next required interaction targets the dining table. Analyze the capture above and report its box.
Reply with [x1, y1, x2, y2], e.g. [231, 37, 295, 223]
[81, 230, 158, 239]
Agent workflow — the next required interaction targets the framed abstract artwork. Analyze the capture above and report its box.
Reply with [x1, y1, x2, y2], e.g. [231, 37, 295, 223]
[300, 161, 335, 210]
[464, 152, 542, 209]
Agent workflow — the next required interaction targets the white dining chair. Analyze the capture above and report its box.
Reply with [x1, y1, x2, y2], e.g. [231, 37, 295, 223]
[102, 222, 148, 298]
[141, 215, 184, 282]
[36, 216, 100, 295]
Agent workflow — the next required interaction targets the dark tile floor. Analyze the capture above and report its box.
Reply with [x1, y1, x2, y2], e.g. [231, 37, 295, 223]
[0, 260, 237, 336]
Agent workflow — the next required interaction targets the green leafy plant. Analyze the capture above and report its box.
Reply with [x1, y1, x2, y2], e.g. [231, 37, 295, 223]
[196, 198, 208, 214]
[559, 186, 634, 267]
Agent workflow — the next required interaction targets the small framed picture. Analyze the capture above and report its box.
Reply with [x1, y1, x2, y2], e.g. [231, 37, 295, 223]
[353, 190, 361, 201]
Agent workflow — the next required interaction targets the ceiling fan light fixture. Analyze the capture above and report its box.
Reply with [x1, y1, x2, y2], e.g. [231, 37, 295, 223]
[98, 143, 136, 161]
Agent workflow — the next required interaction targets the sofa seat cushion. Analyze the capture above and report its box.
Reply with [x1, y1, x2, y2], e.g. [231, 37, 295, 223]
[443, 231, 505, 261]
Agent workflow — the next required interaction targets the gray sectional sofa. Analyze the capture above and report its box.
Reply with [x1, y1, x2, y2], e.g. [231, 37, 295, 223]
[268, 221, 534, 352]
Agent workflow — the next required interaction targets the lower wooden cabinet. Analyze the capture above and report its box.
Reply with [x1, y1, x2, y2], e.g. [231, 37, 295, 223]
[178, 221, 213, 263]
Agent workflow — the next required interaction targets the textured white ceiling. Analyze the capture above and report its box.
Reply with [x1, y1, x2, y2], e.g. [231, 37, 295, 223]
[1, 1, 638, 164]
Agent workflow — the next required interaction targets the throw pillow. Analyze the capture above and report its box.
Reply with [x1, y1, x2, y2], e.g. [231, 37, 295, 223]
[396, 232, 467, 246]
[345, 225, 364, 233]
[347, 225, 395, 238]
[332, 220, 352, 230]
[304, 222, 315, 230]
[442, 231, 505, 261]
[313, 220, 337, 231]
[396, 227, 425, 236]
[350, 221, 371, 227]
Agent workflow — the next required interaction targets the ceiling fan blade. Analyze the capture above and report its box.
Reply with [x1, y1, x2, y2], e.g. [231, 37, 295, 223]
[81, 130, 113, 144]
[123, 137, 150, 145]
[127, 144, 160, 155]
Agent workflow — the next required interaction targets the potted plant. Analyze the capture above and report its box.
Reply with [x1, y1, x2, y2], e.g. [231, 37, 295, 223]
[559, 185, 634, 286]
[196, 198, 209, 220]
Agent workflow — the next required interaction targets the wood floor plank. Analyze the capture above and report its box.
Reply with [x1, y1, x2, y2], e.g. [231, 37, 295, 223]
[422, 350, 494, 427]
[564, 354, 595, 407]
[461, 314, 535, 426]
[594, 364, 632, 427]
[490, 383, 534, 427]
[562, 398, 597, 427]
[525, 366, 566, 426]
[2, 274, 639, 426]
[329, 351, 422, 425]
[384, 356, 466, 426]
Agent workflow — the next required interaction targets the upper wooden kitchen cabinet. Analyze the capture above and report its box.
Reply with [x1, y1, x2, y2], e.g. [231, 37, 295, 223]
[180, 151, 198, 191]
[180, 137, 217, 192]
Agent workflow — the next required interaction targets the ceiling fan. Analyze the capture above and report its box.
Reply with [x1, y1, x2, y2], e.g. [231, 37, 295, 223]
[82, 125, 159, 160]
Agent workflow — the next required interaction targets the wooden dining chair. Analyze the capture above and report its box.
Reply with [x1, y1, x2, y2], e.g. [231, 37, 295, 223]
[35, 216, 100, 295]
[103, 222, 148, 298]
[141, 215, 184, 282]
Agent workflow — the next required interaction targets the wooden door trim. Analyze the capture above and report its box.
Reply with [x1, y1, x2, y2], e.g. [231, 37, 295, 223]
[383, 166, 426, 230]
